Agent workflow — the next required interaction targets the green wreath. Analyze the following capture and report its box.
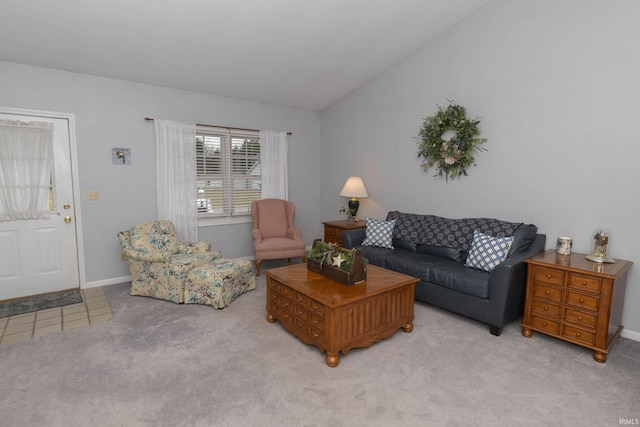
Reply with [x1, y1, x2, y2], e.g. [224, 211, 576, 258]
[417, 102, 487, 181]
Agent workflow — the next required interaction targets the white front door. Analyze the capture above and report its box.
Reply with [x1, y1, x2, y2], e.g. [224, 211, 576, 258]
[0, 109, 82, 300]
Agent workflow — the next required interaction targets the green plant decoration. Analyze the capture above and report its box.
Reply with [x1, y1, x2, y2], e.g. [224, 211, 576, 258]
[417, 101, 487, 181]
[308, 241, 354, 272]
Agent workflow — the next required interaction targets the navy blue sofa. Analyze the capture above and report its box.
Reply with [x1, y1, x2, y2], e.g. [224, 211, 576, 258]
[342, 211, 546, 336]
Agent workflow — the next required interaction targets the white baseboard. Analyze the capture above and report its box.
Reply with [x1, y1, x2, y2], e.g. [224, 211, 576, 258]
[84, 276, 131, 289]
[621, 328, 640, 342]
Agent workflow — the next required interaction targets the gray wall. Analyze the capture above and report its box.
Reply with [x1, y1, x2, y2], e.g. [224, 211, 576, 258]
[0, 61, 322, 284]
[320, 0, 640, 338]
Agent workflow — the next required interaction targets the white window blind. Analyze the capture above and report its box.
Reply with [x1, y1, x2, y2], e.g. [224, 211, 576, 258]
[196, 126, 261, 218]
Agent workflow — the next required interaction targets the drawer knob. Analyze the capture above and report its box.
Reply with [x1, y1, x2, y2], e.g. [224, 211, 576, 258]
[542, 322, 547, 326]
[545, 290, 550, 295]
[578, 315, 583, 320]
[546, 274, 552, 278]
[576, 332, 581, 337]
[543, 306, 549, 311]
[579, 298, 585, 303]
[581, 281, 587, 286]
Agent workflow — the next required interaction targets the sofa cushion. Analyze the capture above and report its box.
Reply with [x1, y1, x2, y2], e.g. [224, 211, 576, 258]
[393, 239, 417, 252]
[429, 262, 491, 299]
[417, 244, 464, 262]
[361, 218, 395, 249]
[385, 251, 451, 282]
[130, 220, 178, 256]
[465, 230, 514, 272]
[508, 224, 538, 257]
[386, 211, 520, 251]
[357, 245, 396, 267]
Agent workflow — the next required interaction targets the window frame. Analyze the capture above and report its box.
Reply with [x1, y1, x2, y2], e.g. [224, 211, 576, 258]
[196, 125, 261, 226]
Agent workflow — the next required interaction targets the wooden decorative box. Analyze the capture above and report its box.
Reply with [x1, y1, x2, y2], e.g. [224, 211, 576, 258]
[307, 240, 366, 285]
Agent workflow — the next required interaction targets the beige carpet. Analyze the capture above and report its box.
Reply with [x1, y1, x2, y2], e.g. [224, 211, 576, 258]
[1, 259, 639, 426]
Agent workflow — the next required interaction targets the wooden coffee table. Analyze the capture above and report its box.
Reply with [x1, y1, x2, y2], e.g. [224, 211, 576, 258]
[265, 263, 417, 367]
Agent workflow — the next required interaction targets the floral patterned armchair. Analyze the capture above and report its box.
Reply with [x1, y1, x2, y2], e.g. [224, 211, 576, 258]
[117, 221, 221, 303]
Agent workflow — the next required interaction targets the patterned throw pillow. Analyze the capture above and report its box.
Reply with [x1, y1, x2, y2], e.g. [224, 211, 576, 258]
[361, 218, 396, 249]
[465, 230, 514, 272]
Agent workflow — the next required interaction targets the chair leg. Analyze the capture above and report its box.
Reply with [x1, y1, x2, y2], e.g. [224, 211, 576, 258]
[255, 260, 261, 276]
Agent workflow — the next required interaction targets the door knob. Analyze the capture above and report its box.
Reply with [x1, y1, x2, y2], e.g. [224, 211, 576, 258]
[63, 203, 71, 210]
[64, 216, 72, 223]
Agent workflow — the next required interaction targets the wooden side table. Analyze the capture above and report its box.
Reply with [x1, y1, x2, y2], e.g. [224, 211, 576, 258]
[521, 249, 632, 362]
[322, 220, 366, 245]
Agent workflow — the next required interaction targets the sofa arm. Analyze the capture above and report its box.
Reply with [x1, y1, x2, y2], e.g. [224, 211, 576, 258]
[490, 234, 546, 288]
[342, 228, 366, 248]
[288, 227, 303, 240]
[177, 241, 211, 254]
[486, 234, 546, 332]
[122, 248, 171, 263]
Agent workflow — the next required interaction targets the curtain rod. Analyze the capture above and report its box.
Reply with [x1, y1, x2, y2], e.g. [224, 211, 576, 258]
[144, 117, 292, 135]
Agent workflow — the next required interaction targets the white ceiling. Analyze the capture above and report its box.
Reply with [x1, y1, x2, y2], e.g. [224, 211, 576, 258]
[0, 0, 493, 111]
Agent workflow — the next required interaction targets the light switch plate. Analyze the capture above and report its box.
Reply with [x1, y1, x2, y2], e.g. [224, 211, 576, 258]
[112, 147, 131, 165]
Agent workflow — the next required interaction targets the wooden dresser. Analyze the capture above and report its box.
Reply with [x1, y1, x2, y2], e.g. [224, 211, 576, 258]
[322, 220, 366, 245]
[521, 249, 632, 362]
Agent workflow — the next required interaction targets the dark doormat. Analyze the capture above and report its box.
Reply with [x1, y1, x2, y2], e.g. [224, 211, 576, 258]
[0, 289, 83, 318]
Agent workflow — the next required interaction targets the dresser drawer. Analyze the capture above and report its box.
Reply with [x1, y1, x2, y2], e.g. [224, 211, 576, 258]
[532, 299, 562, 318]
[325, 225, 340, 238]
[565, 308, 598, 328]
[310, 300, 325, 317]
[267, 301, 281, 317]
[268, 291, 281, 306]
[294, 317, 309, 335]
[280, 285, 295, 300]
[280, 310, 294, 326]
[294, 306, 309, 322]
[534, 267, 565, 286]
[568, 274, 602, 293]
[563, 324, 596, 346]
[533, 283, 563, 303]
[324, 226, 342, 244]
[267, 280, 281, 293]
[281, 297, 294, 314]
[531, 315, 560, 335]
[310, 314, 324, 331]
[566, 291, 599, 311]
[295, 292, 311, 308]
[309, 328, 324, 346]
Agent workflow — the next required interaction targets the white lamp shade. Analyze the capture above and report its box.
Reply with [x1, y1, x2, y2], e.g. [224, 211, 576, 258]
[340, 176, 368, 198]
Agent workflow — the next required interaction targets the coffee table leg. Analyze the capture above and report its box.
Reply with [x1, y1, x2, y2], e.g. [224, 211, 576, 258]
[326, 352, 340, 367]
[403, 321, 413, 333]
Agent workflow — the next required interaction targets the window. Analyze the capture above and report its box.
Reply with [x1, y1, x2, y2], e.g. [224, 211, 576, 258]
[196, 126, 261, 219]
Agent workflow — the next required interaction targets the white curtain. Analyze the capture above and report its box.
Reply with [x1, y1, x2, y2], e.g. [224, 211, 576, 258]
[0, 120, 54, 221]
[260, 130, 288, 200]
[154, 119, 198, 242]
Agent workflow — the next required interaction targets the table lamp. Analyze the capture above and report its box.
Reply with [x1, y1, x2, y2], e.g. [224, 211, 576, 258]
[340, 176, 368, 224]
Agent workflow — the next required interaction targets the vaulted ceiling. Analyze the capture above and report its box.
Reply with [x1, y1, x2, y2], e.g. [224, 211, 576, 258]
[0, 0, 493, 111]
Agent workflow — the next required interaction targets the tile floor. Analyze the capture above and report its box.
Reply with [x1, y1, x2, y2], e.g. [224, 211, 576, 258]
[0, 287, 112, 346]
